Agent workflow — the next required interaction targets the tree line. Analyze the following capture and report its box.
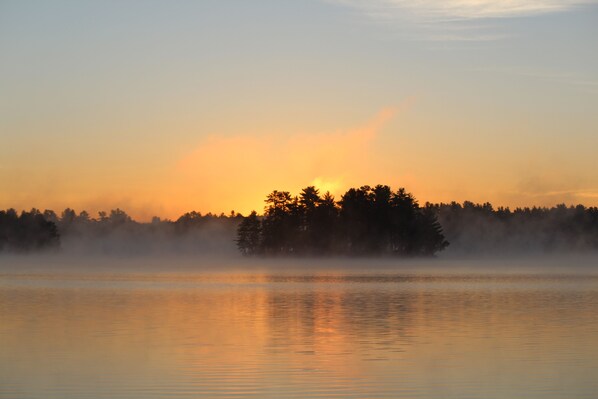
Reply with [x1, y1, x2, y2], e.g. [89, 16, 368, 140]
[0, 207, 241, 254]
[3, 188, 598, 256]
[0, 209, 60, 252]
[432, 201, 598, 254]
[236, 185, 449, 256]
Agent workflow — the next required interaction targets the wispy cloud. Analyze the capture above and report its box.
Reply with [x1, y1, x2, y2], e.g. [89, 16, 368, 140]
[331, 0, 597, 40]
[334, 0, 595, 21]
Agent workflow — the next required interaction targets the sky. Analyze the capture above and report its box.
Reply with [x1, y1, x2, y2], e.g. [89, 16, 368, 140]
[1, 0, 597, 220]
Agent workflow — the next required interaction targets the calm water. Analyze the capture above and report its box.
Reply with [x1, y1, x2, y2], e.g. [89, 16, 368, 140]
[1, 259, 598, 398]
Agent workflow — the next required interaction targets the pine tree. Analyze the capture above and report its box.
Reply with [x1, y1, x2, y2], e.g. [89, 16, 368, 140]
[236, 211, 262, 256]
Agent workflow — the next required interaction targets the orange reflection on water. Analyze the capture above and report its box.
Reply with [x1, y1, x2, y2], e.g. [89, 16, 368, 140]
[1, 272, 598, 398]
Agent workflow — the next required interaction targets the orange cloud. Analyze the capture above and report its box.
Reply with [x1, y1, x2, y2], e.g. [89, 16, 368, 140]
[173, 106, 401, 215]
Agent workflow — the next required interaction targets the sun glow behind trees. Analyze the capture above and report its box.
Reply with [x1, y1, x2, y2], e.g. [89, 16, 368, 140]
[237, 185, 449, 256]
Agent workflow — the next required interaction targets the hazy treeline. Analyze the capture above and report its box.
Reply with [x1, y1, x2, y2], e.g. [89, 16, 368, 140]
[237, 186, 448, 256]
[3, 188, 598, 257]
[0, 209, 60, 251]
[433, 201, 598, 255]
[0, 208, 241, 255]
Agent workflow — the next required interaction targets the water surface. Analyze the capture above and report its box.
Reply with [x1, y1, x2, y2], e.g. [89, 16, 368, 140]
[1, 259, 597, 398]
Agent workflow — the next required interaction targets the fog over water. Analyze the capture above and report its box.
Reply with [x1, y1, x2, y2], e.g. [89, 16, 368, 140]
[2, 250, 598, 276]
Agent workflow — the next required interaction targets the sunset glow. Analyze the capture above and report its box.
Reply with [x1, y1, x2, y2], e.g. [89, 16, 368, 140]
[1, 1, 597, 220]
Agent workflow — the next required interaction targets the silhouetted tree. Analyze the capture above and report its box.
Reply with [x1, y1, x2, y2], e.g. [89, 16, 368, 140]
[175, 211, 203, 232]
[77, 210, 90, 223]
[236, 211, 262, 256]
[108, 208, 131, 225]
[261, 191, 301, 254]
[60, 208, 76, 231]
[389, 188, 420, 255]
[311, 191, 339, 253]
[339, 186, 375, 254]
[298, 186, 321, 252]
[241, 185, 449, 257]
[415, 206, 449, 255]
[43, 209, 58, 224]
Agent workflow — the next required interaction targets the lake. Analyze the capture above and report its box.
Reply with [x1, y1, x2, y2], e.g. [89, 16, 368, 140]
[1, 257, 598, 398]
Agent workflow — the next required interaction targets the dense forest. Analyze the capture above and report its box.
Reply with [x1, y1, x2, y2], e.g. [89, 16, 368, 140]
[2, 184, 598, 256]
[237, 186, 448, 256]
[0, 209, 60, 252]
[433, 201, 598, 254]
[236, 185, 598, 257]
